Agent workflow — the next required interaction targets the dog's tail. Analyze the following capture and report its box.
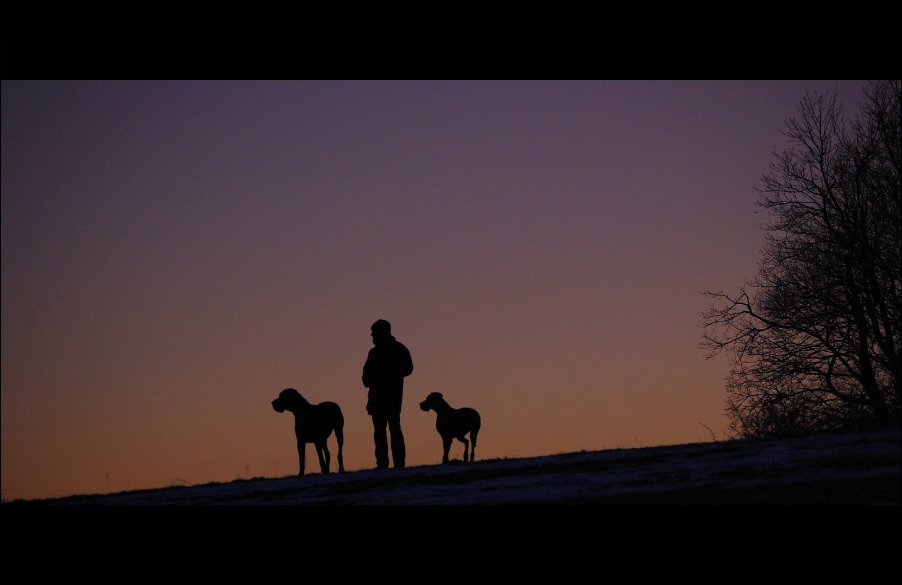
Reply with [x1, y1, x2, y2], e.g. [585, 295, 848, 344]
[470, 409, 482, 447]
[333, 405, 346, 473]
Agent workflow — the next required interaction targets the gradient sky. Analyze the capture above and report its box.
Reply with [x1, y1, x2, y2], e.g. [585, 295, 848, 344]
[1, 80, 868, 501]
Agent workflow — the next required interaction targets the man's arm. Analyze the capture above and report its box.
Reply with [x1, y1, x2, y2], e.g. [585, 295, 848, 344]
[399, 344, 413, 378]
[362, 350, 375, 388]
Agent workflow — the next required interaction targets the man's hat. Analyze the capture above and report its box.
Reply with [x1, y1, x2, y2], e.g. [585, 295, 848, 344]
[371, 319, 391, 333]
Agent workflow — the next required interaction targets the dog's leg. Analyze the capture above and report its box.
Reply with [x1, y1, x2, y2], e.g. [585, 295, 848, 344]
[296, 439, 306, 477]
[315, 442, 330, 474]
[442, 435, 453, 464]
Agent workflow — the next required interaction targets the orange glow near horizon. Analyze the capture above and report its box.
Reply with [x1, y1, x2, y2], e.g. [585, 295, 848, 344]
[1, 80, 868, 501]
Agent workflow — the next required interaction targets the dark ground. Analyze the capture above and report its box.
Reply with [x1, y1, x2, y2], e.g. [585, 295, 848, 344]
[6, 427, 899, 505]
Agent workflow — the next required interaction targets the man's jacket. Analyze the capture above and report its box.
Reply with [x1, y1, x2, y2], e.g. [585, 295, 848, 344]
[362, 336, 413, 415]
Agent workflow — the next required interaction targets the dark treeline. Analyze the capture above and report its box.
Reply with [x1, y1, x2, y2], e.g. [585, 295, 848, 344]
[701, 80, 901, 437]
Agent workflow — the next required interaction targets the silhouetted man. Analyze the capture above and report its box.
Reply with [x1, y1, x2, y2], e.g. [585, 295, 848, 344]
[362, 319, 413, 469]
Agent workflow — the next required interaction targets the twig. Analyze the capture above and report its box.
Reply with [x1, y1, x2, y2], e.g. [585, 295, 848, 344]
[699, 423, 718, 442]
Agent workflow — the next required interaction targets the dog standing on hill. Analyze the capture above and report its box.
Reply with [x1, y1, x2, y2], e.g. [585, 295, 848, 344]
[272, 388, 345, 476]
[419, 392, 481, 464]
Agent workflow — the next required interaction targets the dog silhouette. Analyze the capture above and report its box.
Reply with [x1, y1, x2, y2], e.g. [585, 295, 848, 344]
[272, 388, 345, 476]
[419, 392, 481, 464]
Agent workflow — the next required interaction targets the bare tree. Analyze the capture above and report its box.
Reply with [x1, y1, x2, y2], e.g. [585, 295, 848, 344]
[700, 80, 901, 438]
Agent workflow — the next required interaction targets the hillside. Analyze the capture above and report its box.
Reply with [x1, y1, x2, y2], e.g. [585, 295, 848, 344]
[7, 427, 899, 505]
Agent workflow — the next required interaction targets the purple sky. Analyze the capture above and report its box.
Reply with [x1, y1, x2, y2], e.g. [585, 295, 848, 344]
[1, 80, 868, 500]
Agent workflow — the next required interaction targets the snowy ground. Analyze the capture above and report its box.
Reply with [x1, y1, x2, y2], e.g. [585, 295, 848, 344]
[8, 427, 899, 504]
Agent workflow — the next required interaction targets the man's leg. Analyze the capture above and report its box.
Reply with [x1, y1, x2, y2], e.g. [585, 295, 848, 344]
[371, 413, 390, 469]
[387, 412, 405, 468]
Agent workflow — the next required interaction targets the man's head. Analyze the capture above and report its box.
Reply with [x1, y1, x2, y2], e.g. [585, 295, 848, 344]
[371, 319, 392, 344]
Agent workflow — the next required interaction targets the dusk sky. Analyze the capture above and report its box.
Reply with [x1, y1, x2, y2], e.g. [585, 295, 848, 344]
[1, 80, 868, 501]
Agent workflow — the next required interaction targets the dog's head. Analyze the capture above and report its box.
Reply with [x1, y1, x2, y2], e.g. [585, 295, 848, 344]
[420, 392, 445, 412]
[272, 388, 306, 413]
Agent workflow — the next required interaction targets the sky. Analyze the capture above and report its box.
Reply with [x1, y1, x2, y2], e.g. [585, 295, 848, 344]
[0, 80, 870, 501]
[11, 427, 899, 504]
